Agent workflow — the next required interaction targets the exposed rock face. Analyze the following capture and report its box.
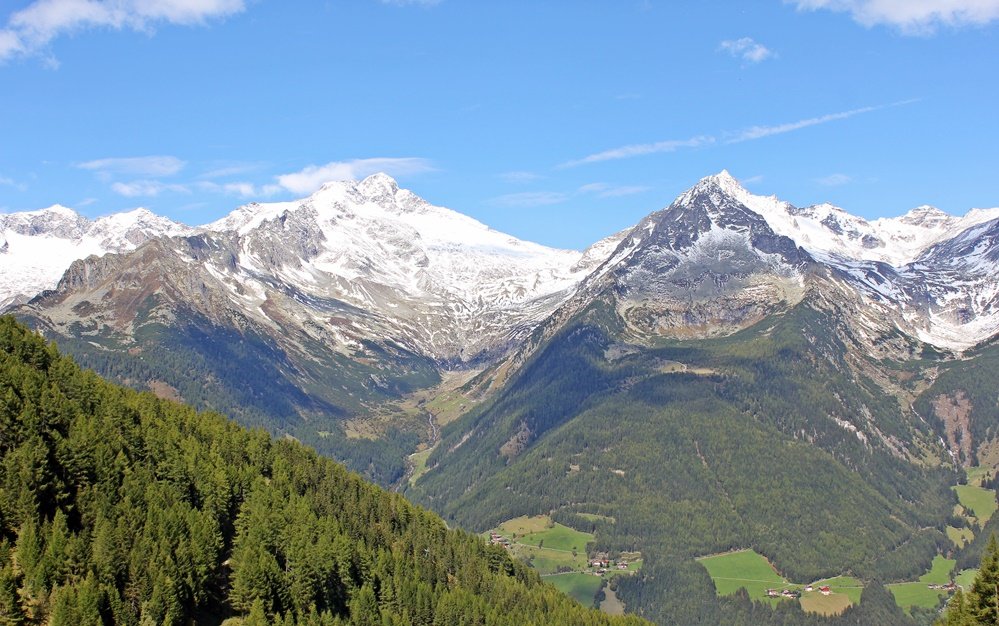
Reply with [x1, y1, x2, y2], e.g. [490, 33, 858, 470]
[933, 392, 974, 467]
[0, 206, 192, 308]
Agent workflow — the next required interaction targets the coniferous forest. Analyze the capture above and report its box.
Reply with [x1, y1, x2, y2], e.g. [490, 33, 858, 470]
[0, 316, 647, 626]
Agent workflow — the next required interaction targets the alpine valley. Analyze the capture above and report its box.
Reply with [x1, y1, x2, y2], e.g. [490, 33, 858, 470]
[6, 171, 999, 625]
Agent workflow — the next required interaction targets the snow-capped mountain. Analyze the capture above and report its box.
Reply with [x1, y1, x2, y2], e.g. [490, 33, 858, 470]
[0, 205, 193, 308]
[707, 170, 999, 267]
[196, 172, 602, 360]
[686, 171, 999, 350]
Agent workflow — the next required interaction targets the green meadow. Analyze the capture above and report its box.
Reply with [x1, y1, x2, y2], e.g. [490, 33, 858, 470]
[697, 550, 786, 600]
[954, 484, 998, 524]
[546, 573, 604, 607]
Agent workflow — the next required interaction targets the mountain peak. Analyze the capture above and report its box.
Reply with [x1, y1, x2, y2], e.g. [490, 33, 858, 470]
[698, 169, 745, 195]
[355, 172, 401, 200]
[897, 205, 952, 227]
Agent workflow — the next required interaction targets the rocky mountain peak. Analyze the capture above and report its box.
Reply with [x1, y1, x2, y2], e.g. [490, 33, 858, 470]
[898, 205, 952, 227]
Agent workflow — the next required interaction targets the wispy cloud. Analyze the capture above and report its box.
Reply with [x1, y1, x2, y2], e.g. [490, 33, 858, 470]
[111, 180, 190, 197]
[578, 183, 651, 198]
[787, 0, 999, 33]
[77, 155, 186, 177]
[725, 100, 916, 143]
[499, 171, 543, 184]
[560, 136, 714, 168]
[0, 175, 27, 191]
[199, 162, 266, 180]
[561, 100, 915, 167]
[816, 173, 852, 186]
[718, 37, 775, 63]
[489, 191, 569, 208]
[0, 0, 246, 63]
[275, 158, 435, 195]
[197, 180, 281, 198]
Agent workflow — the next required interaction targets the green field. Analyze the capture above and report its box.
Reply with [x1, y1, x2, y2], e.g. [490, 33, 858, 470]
[948, 525, 975, 547]
[697, 550, 786, 599]
[956, 569, 978, 589]
[487, 515, 595, 575]
[515, 522, 594, 552]
[514, 543, 587, 574]
[888, 582, 948, 611]
[921, 555, 956, 585]
[408, 448, 434, 485]
[698, 551, 867, 614]
[966, 466, 992, 487]
[888, 556, 958, 612]
[812, 576, 863, 604]
[954, 484, 998, 524]
[546, 573, 603, 607]
[799, 592, 852, 616]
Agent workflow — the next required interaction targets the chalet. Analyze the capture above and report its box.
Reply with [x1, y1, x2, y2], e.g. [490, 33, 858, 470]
[819, 586, 831, 596]
[766, 589, 780, 598]
[781, 589, 801, 599]
[804, 585, 813, 592]
[617, 563, 629, 570]
[944, 582, 958, 592]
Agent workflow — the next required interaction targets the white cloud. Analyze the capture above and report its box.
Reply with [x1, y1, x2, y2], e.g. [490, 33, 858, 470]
[0, 0, 245, 63]
[489, 191, 568, 208]
[275, 158, 435, 195]
[199, 162, 265, 179]
[499, 171, 543, 184]
[726, 100, 916, 143]
[560, 100, 915, 168]
[578, 183, 651, 198]
[111, 179, 189, 197]
[718, 37, 776, 63]
[197, 180, 281, 198]
[560, 135, 714, 168]
[816, 173, 852, 186]
[0, 175, 26, 191]
[740, 175, 765, 185]
[77, 155, 186, 177]
[787, 0, 999, 32]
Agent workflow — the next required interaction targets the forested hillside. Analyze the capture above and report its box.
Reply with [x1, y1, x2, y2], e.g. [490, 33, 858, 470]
[409, 298, 958, 624]
[0, 316, 646, 626]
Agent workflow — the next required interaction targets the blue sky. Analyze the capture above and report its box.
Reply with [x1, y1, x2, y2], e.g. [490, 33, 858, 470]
[1, 0, 997, 250]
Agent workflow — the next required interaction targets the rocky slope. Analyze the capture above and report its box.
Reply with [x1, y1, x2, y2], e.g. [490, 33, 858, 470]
[0, 205, 193, 308]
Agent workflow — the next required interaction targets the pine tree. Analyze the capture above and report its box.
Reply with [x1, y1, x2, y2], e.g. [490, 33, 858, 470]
[972, 534, 999, 624]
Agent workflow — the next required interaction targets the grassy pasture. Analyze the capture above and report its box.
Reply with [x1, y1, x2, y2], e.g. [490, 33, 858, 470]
[888, 583, 947, 611]
[546, 573, 603, 607]
[966, 466, 992, 487]
[697, 550, 786, 600]
[954, 484, 998, 524]
[516, 523, 593, 552]
[799, 592, 852, 616]
[956, 569, 978, 588]
[888, 556, 958, 612]
[408, 448, 433, 485]
[513, 543, 587, 574]
[920, 555, 956, 585]
[947, 525, 974, 547]
[811, 576, 863, 604]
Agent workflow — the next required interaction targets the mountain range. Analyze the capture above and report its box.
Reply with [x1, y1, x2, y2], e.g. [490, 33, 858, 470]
[5, 171, 999, 624]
